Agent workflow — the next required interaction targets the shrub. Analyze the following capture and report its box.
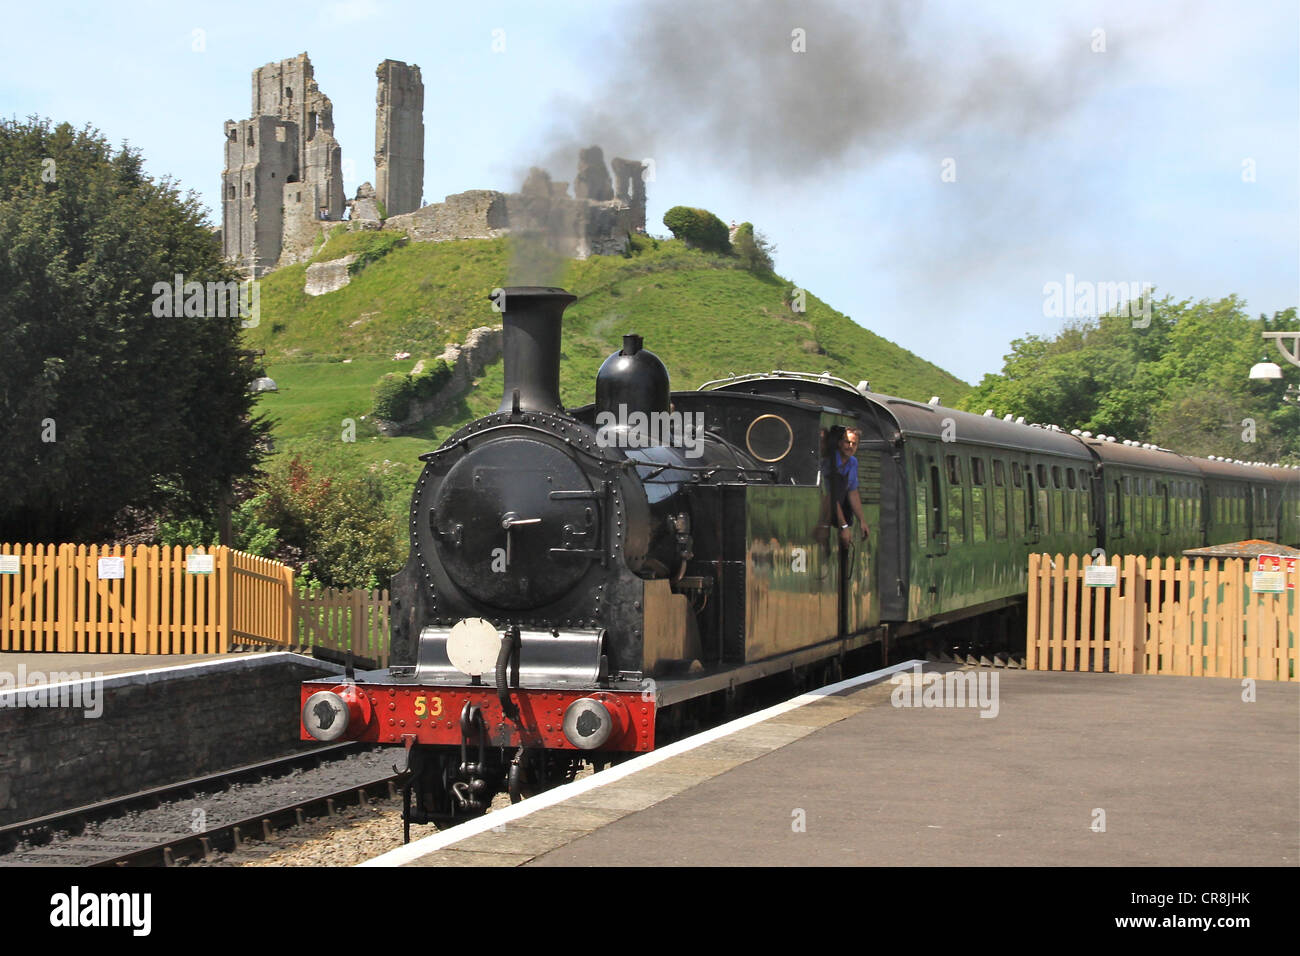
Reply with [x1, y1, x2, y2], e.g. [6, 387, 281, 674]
[733, 222, 775, 274]
[252, 457, 403, 589]
[662, 206, 731, 254]
[373, 359, 452, 421]
[373, 372, 414, 421]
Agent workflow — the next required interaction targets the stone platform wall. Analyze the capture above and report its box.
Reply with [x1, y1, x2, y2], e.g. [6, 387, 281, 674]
[0, 654, 343, 826]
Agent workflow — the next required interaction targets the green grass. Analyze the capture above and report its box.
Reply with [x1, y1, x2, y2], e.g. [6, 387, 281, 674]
[245, 235, 971, 532]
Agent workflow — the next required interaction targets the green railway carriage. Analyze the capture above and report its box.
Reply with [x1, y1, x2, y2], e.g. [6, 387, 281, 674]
[708, 372, 1299, 641]
[879, 402, 1097, 622]
[1261, 465, 1300, 545]
[1086, 439, 1205, 557]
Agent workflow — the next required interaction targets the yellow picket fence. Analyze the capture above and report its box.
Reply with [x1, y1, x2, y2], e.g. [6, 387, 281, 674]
[0, 543, 293, 653]
[295, 587, 390, 669]
[1027, 553, 1298, 681]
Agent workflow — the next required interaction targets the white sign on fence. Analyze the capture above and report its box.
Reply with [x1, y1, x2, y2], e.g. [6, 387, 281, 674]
[1251, 570, 1287, 593]
[186, 554, 215, 575]
[97, 557, 125, 580]
[0, 555, 20, 574]
[1084, 565, 1118, 587]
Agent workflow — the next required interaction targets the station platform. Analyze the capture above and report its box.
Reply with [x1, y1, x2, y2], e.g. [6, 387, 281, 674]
[0, 650, 259, 684]
[364, 663, 1298, 867]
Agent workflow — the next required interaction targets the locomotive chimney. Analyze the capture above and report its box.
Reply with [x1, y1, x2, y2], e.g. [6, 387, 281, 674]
[490, 286, 576, 415]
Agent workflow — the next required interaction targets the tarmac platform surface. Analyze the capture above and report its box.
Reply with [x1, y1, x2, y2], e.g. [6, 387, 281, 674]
[366, 664, 1299, 867]
[0, 650, 275, 683]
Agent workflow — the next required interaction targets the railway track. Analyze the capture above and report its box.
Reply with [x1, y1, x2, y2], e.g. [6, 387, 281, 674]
[94, 774, 401, 867]
[0, 744, 399, 867]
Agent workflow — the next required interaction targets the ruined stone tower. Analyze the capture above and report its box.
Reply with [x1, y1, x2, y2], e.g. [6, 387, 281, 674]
[222, 53, 344, 275]
[374, 60, 424, 218]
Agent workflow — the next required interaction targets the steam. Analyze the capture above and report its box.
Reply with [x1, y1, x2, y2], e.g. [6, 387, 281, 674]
[539, 0, 1101, 181]
[509, 1, 1115, 287]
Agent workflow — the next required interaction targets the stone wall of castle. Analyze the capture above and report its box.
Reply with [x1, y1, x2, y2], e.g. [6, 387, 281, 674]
[375, 60, 424, 218]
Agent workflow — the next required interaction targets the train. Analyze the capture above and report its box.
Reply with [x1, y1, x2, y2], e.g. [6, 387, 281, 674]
[299, 286, 1300, 828]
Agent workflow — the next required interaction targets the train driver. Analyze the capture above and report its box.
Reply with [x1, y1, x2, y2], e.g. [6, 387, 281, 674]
[828, 427, 871, 546]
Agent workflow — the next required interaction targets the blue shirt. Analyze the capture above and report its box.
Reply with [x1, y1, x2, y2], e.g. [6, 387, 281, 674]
[834, 451, 858, 494]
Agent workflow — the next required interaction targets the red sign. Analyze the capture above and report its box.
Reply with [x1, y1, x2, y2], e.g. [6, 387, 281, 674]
[1255, 554, 1297, 589]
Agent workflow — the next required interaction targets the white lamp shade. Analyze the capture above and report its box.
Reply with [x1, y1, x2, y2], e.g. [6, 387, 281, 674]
[1249, 362, 1283, 380]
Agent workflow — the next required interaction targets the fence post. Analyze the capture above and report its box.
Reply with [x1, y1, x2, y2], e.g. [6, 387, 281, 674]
[352, 588, 363, 662]
[57, 543, 73, 652]
[217, 546, 230, 653]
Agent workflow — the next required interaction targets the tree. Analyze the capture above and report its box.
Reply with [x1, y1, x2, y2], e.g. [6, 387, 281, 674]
[662, 206, 731, 254]
[958, 296, 1299, 464]
[732, 221, 775, 273]
[0, 118, 267, 541]
[252, 456, 404, 589]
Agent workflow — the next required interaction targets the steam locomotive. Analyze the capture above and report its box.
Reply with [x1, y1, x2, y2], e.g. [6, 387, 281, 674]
[300, 286, 1300, 826]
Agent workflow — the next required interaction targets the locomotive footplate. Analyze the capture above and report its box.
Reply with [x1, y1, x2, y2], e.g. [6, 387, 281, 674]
[300, 681, 655, 752]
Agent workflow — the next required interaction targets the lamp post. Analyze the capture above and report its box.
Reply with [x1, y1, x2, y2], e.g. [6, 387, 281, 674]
[1249, 330, 1300, 402]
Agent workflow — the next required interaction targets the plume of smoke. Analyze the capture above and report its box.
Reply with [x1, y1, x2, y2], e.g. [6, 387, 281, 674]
[537, 0, 1100, 181]
[509, 1, 1113, 286]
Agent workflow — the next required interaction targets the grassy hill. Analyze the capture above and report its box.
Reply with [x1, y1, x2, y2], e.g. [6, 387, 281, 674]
[245, 229, 971, 529]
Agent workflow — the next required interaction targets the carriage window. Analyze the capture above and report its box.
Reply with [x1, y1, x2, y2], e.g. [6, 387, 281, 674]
[1080, 475, 1090, 529]
[1051, 466, 1061, 488]
[930, 465, 943, 545]
[946, 456, 965, 545]
[916, 481, 928, 549]
[1067, 470, 1076, 490]
[970, 457, 987, 543]
[1037, 464, 1048, 487]
[1012, 462, 1023, 488]
[993, 462, 1008, 539]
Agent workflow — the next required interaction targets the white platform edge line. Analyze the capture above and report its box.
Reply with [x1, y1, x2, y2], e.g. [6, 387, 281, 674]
[358, 658, 921, 867]
[0, 651, 320, 699]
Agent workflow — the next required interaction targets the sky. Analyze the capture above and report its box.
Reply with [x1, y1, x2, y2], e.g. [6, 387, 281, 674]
[2, 0, 1297, 388]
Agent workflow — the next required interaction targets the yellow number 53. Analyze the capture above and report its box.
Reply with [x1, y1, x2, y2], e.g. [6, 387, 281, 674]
[414, 695, 443, 718]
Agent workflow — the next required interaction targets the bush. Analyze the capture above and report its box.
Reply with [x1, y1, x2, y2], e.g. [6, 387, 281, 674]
[662, 206, 731, 254]
[733, 222, 775, 274]
[373, 372, 414, 421]
[410, 359, 451, 401]
[251, 456, 403, 589]
[373, 359, 452, 422]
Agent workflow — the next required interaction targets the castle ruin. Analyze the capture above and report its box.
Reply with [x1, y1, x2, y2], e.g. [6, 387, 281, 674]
[374, 60, 425, 218]
[222, 53, 349, 275]
[222, 53, 646, 276]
